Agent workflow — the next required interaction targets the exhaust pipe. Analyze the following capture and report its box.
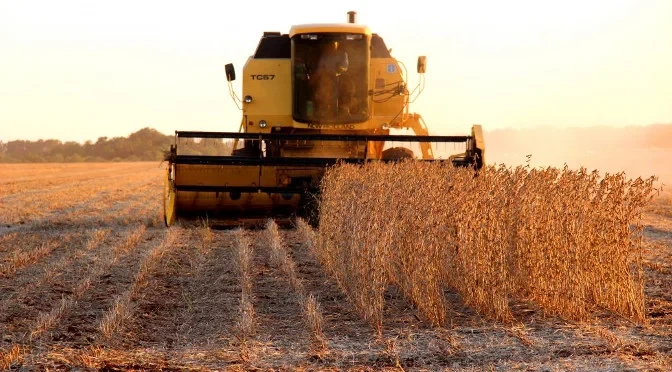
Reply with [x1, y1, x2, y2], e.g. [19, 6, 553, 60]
[347, 11, 356, 24]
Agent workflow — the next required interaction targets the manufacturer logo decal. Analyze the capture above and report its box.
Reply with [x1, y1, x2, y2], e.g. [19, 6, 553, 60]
[250, 74, 276, 80]
[307, 123, 356, 129]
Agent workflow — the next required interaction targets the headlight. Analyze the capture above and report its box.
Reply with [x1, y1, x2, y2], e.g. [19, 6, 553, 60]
[259, 120, 267, 128]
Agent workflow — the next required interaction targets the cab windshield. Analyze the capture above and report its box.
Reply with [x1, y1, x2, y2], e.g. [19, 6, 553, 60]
[292, 33, 369, 124]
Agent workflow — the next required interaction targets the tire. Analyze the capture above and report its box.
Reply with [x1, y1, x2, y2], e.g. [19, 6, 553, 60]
[381, 147, 415, 160]
[231, 146, 260, 157]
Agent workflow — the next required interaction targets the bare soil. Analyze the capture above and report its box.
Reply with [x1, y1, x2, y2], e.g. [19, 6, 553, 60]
[1, 162, 670, 371]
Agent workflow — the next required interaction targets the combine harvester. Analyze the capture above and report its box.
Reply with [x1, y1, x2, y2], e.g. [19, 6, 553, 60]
[163, 11, 485, 227]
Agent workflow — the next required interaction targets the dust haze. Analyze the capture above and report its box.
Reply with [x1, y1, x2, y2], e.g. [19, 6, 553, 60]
[483, 124, 672, 190]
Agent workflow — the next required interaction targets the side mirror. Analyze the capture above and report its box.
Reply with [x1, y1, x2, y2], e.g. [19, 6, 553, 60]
[225, 63, 236, 81]
[417, 56, 427, 74]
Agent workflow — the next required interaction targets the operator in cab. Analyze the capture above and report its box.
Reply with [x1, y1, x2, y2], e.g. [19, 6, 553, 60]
[292, 31, 369, 124]
[312, 41, 359, 119]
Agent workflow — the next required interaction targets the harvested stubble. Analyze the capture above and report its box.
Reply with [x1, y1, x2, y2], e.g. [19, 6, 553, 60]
[264, 219, 328, 352]
[0, 344, 24, 370]
[233, 228, 256, 354]
[296, 217, 318, 258]
[317, 160, 657, 329]
[99, 227, 173, 339]
[0, 235, 70, 278]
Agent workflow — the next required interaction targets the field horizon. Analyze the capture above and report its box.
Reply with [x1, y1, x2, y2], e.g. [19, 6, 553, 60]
[2, 123, 671, 184]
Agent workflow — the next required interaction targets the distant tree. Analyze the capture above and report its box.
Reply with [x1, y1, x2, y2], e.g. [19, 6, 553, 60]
[0, 128, 177, 163]
[67, 153, 85, 162]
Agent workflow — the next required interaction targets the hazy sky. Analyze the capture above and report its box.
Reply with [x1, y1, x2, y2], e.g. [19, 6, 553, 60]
[1, 0, 671, 142]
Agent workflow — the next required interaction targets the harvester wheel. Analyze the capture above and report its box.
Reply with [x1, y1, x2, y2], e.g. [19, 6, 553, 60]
[381, 147, 414, 160]
[163, 167, 177, 227]
[231, 145, 261, 157]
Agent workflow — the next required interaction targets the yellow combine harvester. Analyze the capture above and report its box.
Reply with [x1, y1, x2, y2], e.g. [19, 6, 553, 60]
[163, 11, 485, 226]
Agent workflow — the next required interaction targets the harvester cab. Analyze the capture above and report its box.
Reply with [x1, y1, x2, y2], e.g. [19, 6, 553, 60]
[163, 11, 485, 227]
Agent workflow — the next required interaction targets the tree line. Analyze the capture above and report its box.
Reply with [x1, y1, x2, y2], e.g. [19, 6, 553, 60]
[0, 127, 233, 163]
[2, 124, 669, 163]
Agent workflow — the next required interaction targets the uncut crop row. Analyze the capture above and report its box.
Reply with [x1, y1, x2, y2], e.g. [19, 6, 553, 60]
[316, 161, 658, 330]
